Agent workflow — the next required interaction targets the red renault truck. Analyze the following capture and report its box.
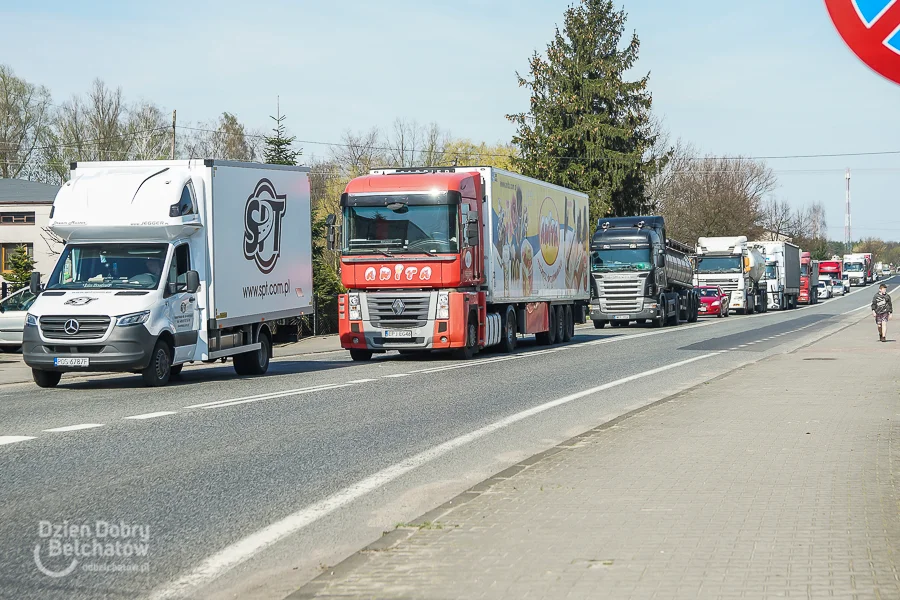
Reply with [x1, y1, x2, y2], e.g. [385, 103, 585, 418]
[799, 252, 819, 304]
[329, 167, 591, 361]
[819, 258, 842, 286]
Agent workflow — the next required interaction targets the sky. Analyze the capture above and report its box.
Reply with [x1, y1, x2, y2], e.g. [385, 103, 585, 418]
[2, 0, 900, 240]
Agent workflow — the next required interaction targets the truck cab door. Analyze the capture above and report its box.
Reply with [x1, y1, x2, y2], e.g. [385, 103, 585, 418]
[166, 243, 201, 363]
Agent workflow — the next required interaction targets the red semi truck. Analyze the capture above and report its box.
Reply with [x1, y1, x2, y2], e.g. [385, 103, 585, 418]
[819, 259, 842, 286]
[799, 252, 819, 305]
[329, 167, 591, 360]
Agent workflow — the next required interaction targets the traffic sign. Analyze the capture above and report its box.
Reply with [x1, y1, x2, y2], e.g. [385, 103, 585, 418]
[825, 0, 900, 84]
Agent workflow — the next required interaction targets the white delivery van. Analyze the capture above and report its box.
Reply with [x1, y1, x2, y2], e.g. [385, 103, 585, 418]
[23, 160, 313, 388]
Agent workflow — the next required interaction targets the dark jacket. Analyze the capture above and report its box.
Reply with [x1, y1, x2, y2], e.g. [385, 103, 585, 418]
[872, 291, 893, 315]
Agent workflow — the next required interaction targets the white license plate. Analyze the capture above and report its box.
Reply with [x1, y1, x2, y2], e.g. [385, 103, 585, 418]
[614, 315, 630, 320]
[384, 330, 413, 338]
[54, 357, 89, 367]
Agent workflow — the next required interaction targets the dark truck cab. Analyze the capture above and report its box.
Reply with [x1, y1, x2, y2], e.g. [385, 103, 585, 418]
[589, 216, 698, 328]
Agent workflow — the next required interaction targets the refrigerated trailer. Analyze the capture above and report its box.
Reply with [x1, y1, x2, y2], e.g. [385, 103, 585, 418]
[330, 167, 590, 360]
[23, 160, 313, 387]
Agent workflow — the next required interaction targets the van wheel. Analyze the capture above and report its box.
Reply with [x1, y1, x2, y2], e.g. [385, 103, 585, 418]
[234, 332, 271, 376]
[349, 349, 373, 361]
[500, 306, 517, 353]
[141, 340, 172, 387]
[33, 369, 62, 388]
[563, 305, 574, 342]
[170, 365, 184, 378]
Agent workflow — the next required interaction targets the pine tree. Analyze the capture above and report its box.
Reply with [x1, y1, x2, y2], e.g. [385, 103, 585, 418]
[508, 0, 658, 223]
[263, 100, 302, 166]
[5, 245, 35, 291]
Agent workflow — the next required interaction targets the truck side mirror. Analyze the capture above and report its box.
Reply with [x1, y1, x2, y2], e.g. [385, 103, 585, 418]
[466, 222, 479, 246]
[29, 272, 42, 295]
[656, 254, 666, 268]
[326, 213, 337, 251]
[185, 270, 201, 294]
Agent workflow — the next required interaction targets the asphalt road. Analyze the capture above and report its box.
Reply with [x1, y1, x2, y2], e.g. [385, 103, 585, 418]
[0, 280, 891, 600]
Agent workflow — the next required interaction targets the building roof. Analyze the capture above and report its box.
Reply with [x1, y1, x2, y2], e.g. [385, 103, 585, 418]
[0, 178, 59, 204]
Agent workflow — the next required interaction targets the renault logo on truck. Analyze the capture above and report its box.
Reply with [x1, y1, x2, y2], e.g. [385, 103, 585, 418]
[244, 178, 287, 274]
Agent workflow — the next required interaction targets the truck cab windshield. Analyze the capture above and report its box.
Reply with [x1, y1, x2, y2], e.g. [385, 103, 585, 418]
[763, 265, 777, 280]
[590, 248, 651, 272]
[46, 244, 169, 290]
[696, 256, 742, 273]
[343, 201, 458, 255]
[801, 265, 809, 276]
[844, 263, 863, 272]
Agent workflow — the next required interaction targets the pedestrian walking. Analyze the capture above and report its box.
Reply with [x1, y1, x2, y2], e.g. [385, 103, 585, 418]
[871, 283, 893, 342]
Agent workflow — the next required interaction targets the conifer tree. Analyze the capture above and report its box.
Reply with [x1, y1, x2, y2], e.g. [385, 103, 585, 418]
[508, 0, 658, 222]
[5, 245, 35, 291]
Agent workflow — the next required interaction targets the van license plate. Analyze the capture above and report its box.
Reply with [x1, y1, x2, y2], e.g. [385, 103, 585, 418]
[384, 330, 412, 338]
[614, 315, 630, 320]
[54, 358, 89, 367]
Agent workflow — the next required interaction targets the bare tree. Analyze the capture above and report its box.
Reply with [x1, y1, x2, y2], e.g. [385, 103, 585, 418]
[127, 102, 170, 160]
[0, 64, 53, 178]
[331, 127, 384, 176]
[385, 118, 422, 167]
[182, 112, 258, 161]
[761, 197, 796, 239]
[419, 123, 449, 167]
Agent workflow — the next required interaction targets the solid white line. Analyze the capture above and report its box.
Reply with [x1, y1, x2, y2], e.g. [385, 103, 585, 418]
[198, 384, 355, 410]
[184, 383, 347, 409]
[43, 423, 104, 433]
[124, 411, 178, 420]
[412, 355, 523, 374]
[346, 379, 377, 384]
[0, 436, 36, 446]
[146, 351, 721, 600]
[382, 374, 411, 378]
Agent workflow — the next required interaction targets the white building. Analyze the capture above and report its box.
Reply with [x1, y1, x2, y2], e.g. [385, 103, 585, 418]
[0, 179, 62, 289]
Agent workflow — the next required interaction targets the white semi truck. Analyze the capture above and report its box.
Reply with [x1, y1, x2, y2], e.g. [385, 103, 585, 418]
[23, 160, 313, 388]
[694, 236, 767, 315]
[752, 241, 801, 310]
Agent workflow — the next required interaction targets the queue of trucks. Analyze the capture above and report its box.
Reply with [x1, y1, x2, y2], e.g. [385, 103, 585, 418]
[17, 160, 879, 387]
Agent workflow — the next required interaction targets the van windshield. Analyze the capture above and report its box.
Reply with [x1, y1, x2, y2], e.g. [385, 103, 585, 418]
[46, 244, 169, 290]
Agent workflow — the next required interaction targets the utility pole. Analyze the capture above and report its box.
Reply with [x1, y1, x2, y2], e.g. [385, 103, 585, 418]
[844, 168, 851, 254]
[170, 110, 177, 160]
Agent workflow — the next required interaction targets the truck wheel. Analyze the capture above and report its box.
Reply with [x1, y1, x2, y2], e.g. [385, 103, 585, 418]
[453, 320, 478, 359]
[563, 305, 574, 342]
[234, 332, 271, 376]
[32, 369, 61, 388]
[547, 307, 558, 344]
[500, 306, 517, 353]
[141, 340, 172, 387]
[555, 306, 566, 342]
[593, 320, 606, 329]
[349, 349, 373, 362]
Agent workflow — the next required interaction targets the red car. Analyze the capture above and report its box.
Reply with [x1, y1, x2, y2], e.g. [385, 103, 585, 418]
[697, 286, 730, 317]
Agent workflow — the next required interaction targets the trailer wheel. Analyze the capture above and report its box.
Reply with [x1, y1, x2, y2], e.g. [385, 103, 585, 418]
[349, 349, 373, 362]
[536, 306, 555, 345]
[563, 305, 574, 342]
[592, 320, 606, 329]
[32, 369, 62, 388]
[499, 306, 517, 353]
[141, 340, 173, 387]
[555, 305, 566, 342]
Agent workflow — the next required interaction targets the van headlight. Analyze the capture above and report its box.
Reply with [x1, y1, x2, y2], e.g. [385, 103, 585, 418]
[348, 293, 361, 320]
[437, 291, 450, 320]
[116, 311, 150, 327]
[25, 313, 38, 327]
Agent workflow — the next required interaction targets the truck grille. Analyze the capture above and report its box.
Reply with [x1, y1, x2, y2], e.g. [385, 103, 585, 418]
[366, 293, 430, 328]
[697, 277, 739, 293]
[594, 274, 644, 313]
[39, 315, 111, 340]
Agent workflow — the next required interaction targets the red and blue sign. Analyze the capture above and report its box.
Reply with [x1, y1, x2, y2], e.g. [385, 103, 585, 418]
[825, 0, 900, 84]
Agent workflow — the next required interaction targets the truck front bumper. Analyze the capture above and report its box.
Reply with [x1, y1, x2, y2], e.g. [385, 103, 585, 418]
[590, 298, 659, 322]
[22, 324, 157, 372]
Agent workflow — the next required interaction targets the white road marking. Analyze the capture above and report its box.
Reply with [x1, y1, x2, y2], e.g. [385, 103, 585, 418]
[382, 374, 411, 378]
[0, 436, 36, 446]
[124, 411, 178, 420]
[184, 383, 350, 409]
[346, 379, 377, 384]
[146, 351, 721, 600]
[193, 383, 355, 410]
[43, 423, 104, 433]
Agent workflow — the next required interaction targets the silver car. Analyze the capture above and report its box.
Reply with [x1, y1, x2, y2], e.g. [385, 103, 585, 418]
[0, 288, 37, 352]
[831, 279, 847, 296]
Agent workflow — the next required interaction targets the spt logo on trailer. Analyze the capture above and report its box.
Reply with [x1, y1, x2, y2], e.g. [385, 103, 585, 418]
[825, 0, 900, 84]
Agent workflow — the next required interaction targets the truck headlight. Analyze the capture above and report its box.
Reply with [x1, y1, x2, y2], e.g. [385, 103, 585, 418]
[25, 313, 38, 327]
[437, 291, 450, 320]
[116, 310, 150, 327]
[348, 293, 361, 320]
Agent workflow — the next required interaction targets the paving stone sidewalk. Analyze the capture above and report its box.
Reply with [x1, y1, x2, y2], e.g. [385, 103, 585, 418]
[290, 316, 900, 600]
